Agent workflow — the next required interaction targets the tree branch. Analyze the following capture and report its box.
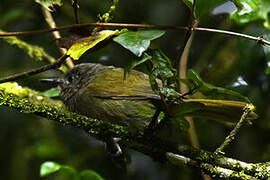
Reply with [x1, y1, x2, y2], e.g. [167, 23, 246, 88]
[0, 23, 269, 45]
[0, 54, 68, 83]
[0, 82, 269, 179]
[41, 7, 74, 69]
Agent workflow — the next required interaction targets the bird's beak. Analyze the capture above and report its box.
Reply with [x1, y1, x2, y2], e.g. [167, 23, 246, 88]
[39, 78, 65, 85]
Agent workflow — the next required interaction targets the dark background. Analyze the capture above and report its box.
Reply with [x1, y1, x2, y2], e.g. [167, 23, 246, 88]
[1, 0, 270, 179]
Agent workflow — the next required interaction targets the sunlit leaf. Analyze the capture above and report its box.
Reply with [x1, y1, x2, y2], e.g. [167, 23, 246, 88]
[80, 170, 105, 180]
[40, 161, 61, 177]
[181, 69, 250, 102]
[230, 0, 261, 24]
[261, 1, 270, 29]
[113, 30, 166, 57]
[40, 87, 59, 97]
[67, 29, 123, 60]
[35, 0, 62, 12]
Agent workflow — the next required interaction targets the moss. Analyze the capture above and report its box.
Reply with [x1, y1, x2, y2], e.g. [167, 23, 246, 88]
[0, 29, 54, 62]
[0, 83, 131, 141]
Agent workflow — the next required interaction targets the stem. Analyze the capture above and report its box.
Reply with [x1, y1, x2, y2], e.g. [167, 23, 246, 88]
[0, 23, 269, 45]
[0, 54, 68, 83]
[42, 7, 74, 69]
[72, 0, 80, 24]
[215, 104, 255, 154]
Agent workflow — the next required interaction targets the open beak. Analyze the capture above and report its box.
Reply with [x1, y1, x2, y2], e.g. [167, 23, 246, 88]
[39, 78, 65, 85]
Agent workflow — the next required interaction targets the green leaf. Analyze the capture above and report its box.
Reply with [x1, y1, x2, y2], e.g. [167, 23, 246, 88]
[230, 0, 261, 24]
[181, 69, 250, 102]
[261, 1, 270, 29]
[182, 0, 193, 10]
[35, 0, 62, 12]
[124, 53, 152, 78]
[60, 166, 79, 180]
[149, 49, 178, 101]
[80, 170, 105, 180]
[113, 30, 166, 57]
[40, 161, 61, 177]
[67, 30, 123, 60]
[40, 88, 59, 97]
[181, 0, 225, 19]
[32, 141, 65, 158]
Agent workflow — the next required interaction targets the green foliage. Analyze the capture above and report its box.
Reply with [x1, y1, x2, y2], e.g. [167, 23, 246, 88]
[262, 33, 270, 74]
[35, 0, 63, 11]
[230, 0, 262, 24]
[80, 170, 105, 180]
[40, 161, 104, 180]
[0, 30, 54, 62]
[149, 50, 178, 101]
[40, 161, 61, 177]
[40, 87, 60, 97]
[113, 29, 166, 57]
[98, 0, 119, 23]
[67, 29, 124, 60]
[181, 0, 225, 19]
[180, 69, 250, 102]
[124, 53, 152, 78]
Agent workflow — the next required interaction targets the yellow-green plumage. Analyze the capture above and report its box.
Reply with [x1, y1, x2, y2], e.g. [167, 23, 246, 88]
[59, 63, 159, 132]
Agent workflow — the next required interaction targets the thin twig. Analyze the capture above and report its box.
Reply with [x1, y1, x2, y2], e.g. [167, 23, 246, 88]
[72, 0, 80, 24]
[42, 7, 74, 69]
[166, 152, 257, 180]
[215, 104, 255, 154]
[0, 54, 68, 84]
[178, 5, 200, 149]
[0, 23, 269, 45]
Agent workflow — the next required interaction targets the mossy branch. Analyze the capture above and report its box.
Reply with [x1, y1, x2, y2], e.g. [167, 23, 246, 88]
[0, 82, 269, 179]
[0, 29, 68, 72]
[0, 29, 55, 63]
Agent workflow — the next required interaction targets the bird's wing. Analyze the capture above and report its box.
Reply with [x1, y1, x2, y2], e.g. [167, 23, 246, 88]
[86, 67, 161, 100]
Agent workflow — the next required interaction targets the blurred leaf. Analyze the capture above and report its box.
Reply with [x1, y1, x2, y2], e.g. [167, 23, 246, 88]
[113, 30, 165, 57]
[60, 166, 79, 180]
[40, 161, 61, 177]
[0, 29, 54, 62]
[181, 69, 250, 102]
[169, 117, 190, 131]
[181, 0, 225, 19]
[261, 1, 270, 29]
[263, 45, 270, 74]
[35, 0, 63, 12]
[67, 29, 124, 60]
[230, 0, 261, 24]
[31, 141, 65, 158]
[80, 170, 105, 180]
[40, 88, 59, 97]
[182, 0, 193, 10]
[124, 53, 152, 78]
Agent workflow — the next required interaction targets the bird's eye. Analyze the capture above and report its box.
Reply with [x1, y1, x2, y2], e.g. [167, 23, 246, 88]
[67, 75, 75, 83]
